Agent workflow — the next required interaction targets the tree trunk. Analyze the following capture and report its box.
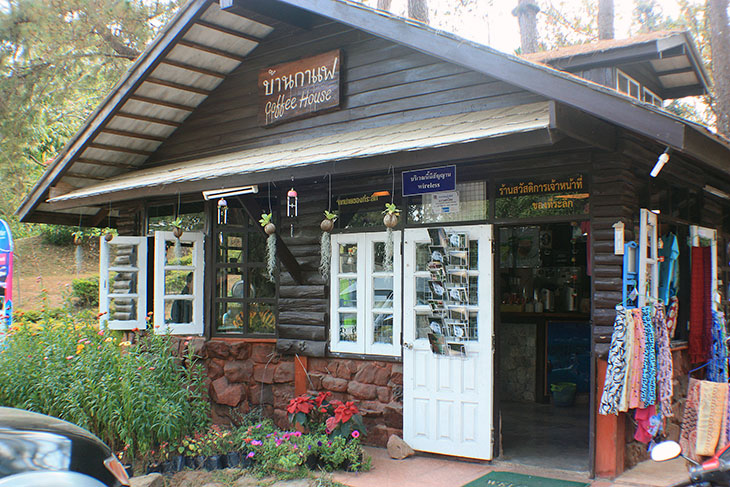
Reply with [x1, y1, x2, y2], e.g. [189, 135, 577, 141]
[407, 0, 429, 23]
[377, 0, 392, 11]
[598, 0, 615, 40]
[512, 0, 540, 54]
[709, 0, 730, 137]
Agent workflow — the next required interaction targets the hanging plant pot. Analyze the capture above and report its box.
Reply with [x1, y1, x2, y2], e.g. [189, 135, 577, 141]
[264, 222, 276, 235]
[73, 233, 83, 246]
[319, 211, 337, 278]
[260, 213, 277, 282]
[173, 226, 184, 239]
[383, 213, 399, 228]
[320, 218, 334, 233]
[104, 232, 114, 242]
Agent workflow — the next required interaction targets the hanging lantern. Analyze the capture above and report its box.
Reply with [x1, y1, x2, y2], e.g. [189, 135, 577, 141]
[217, 197, 228, 225]
[287, 187, 298, 217]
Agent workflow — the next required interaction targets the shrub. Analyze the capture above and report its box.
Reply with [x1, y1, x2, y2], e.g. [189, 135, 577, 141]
[40, 224, 75, 245]
[287, 392, 366, 439]
[71, 276, 99, 307]
[0, 312, 210, 457]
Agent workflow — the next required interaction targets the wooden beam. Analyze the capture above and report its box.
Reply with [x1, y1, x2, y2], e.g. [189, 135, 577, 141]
[193, 20, 262, 44]
[294, 356, 309, 394]
[159, 59, 227, 79]
[115, 111, 182, 128]
[239, 194, 305, 285]
[76, 157, 139, 170]
[177, 38, 247, 63]
[64, 172, 108, 181]
[90, 207, 110, 227]
[100, 128, 167, 142]
[550, 101, 617, 152]
[145, 77, 212, 96]
[88, 142, 154, 157]
[128, 94, 196, 112]
[656, 66, 696, 77]
[220, 0, 316, 30]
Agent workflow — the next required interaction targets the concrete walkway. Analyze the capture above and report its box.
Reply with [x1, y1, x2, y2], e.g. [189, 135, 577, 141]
[332, 447, 689, 487]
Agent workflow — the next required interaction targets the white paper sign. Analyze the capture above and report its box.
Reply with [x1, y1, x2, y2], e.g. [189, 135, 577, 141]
[613, 221, 625, 255]
[430, 191, 460, 214]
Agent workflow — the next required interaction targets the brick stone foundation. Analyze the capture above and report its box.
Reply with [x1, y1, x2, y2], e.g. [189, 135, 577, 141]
[178, 338, 404, 447]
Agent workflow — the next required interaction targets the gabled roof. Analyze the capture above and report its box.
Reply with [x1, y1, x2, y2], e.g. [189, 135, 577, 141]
[522, 30, 710, 99]
[17, 0, 730, 224]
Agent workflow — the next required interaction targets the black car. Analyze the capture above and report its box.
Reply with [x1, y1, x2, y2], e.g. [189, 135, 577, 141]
[0, 407, 130, 486]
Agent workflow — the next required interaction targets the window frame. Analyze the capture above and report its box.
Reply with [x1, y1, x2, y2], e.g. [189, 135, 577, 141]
[153, 231, 205, 335]
[616, 70, 641, 100]
[329, 231, 402, 356]
[99, 236, 148, 331]
[642, 87, 663, 107]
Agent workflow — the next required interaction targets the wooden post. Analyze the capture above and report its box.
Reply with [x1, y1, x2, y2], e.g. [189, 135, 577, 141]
[295, 356, 309, 396]
[595, 358, 625, 478]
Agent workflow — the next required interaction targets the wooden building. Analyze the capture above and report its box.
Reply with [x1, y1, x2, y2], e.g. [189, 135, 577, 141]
[17, 0, 730, 478]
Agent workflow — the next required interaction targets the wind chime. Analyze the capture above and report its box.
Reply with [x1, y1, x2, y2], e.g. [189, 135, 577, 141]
[217, 197, 228, 225]
[287, 178, 298, 237]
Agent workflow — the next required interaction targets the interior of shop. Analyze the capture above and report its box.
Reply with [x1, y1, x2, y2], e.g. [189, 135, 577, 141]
[497, 222, 591, 471]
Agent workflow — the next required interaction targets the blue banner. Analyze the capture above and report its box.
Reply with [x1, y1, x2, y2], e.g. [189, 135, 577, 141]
[402, 165, 456, 196]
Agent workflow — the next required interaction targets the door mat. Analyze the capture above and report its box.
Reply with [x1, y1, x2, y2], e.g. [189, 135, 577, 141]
[463, 471, 590, 487]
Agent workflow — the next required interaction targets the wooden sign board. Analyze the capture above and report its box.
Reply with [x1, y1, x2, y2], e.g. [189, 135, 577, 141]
[258, 50, 342, 127]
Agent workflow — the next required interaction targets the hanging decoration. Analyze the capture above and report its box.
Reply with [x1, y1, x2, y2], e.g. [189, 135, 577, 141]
[287, 186, 298, 217]
[319, 174, 336, 278]
[382, 167, 399, 271]
[104, 202, 115, 241]
[73, 213, 84, 275]
[260, 213, 276, 282]
[217, 198, 228, 225]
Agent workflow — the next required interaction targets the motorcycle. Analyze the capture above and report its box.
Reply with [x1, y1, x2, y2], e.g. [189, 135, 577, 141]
[652, 440, 730, 487]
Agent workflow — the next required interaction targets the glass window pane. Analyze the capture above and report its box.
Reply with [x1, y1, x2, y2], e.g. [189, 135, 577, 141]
[373, 313, 393, 343]
[249, 302, 276, 334]
[108, 243, 138, 268]
[166, 270, 193, 295]
[416, 277, 429, 305]
[373, 242, 387, 272]
[218, 302, 245, 333]
[469, 239, 478, 269]
[416, 314, 431, 339]
[416, 243, 430, 272]
[249, 232, 266, 262]
[109, 270, 137, 294]
[339, 278, 357, 307]
[164, 240, 194, 266]
[339, 244, 357, 273]
[373, 276, 393, 308]
[408, 181, 487, 224]
[166, 297, 193, 324]
[468, 311, 478, 340]
[218, 234, 244, 263]
[249, 267, 275, 298]
[109, 297, 137, 321]
[217, 269, 245, 298]
[339, 313, 357, 342]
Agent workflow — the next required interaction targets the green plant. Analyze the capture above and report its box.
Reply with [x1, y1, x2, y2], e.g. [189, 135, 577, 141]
[40, 224, 75, 245]
[323, 210, 337, 221]
[171, 217, 184, 229]
[71, 276, 99, 307]
[259, 213, 273, 226]
[0, 311, 210, 458]
[382, 203, 400, 215]
[286, 392, 366, 440]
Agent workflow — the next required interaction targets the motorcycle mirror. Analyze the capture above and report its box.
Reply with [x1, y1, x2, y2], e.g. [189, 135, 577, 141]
[651, 441, 682, 462]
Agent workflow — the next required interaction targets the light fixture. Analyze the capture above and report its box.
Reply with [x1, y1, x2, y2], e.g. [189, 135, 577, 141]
[650, 147, 671, 177]
[704, 185, 730, 201]
[202, 184, 259, 200]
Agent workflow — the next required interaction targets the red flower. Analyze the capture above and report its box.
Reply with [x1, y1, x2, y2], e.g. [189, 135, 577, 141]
[314, 391, 331, 407]
[287, 395, 314, 415]
[329, 401, 360, 427]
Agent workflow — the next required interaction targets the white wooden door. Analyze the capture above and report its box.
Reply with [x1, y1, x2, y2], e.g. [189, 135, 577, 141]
[99, 236, 148, 330]
[403, 224, 493, 460]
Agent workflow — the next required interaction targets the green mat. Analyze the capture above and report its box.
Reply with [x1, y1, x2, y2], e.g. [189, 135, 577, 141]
[462, 471, 590, 487]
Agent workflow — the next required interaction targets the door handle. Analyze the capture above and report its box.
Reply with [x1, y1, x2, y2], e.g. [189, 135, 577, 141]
[403, 342, 413, 350]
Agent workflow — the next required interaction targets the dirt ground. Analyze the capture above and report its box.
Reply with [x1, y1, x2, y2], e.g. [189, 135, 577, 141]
[11, 236, 100, 310]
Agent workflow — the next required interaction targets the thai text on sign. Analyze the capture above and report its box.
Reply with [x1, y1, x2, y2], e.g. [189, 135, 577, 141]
[259, 50, 341, 126]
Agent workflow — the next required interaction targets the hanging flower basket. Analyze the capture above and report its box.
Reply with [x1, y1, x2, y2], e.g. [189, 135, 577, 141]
[320, 210, 337, 233]
[260, 213, 277, 282]
[382, 203, 400, 228]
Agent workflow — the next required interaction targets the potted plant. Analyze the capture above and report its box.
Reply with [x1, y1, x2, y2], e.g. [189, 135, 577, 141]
[171, 217, 184, 239]
[382, 203, 400, 270]
[102, 227, 118, 242]
[72, 230, 84, 246]
[259, 213, 276, 282]
[319, 211, 337, 278]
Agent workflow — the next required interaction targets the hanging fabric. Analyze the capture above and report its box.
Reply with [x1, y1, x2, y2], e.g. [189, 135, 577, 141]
[708, 310, 729, 383]
[654, 303, 673, 418]
[658, 233, 680, 304]
[690, 246, 713, 363]
[634, 405, 660, 443]
[640, 305, 656, 406]
[696, 380, 728, 456]
[619, 307, 635, 412]
[599, 305, 629, 415]
[666, 296, 679, 339]
[680, 378, 701, 461]
[628, 308, 645, 409]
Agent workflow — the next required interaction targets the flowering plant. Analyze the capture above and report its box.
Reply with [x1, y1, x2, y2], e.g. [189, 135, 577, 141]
[286, 392, 366, 440]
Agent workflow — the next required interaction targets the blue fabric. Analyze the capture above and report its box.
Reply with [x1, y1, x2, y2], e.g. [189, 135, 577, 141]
[658, 233, 679, 304]
[708, 309, 729, 383]
[641, 306, 656, 406]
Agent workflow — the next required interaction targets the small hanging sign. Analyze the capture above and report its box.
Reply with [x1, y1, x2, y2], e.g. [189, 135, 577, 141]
[613, 221, 625, 255]
[402, 165, 456, 196]
[429, 191, 460, 214]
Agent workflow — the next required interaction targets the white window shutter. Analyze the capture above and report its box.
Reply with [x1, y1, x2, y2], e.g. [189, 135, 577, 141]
[99, 236, 148, 330]
[638, 209, 659, 307]
[154, 231, 205, 335]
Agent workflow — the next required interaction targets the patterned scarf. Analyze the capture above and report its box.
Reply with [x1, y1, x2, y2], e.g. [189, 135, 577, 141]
[599, 306, 629, 415]
[641, 306, 657, 406]
[619, 307, 634, 412]
[654, 303, 673, 417]
[680, 378, 701, 462]
[708, 310, 729, 383]
[629, 308, 646, 409]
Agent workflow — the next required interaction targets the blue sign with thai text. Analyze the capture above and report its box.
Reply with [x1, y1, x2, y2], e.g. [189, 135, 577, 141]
[402, 165, 456, 196]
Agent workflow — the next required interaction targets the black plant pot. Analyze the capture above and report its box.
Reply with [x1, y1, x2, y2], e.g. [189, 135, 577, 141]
[204, 455, 224, 471]
[305, 454, 328, 471]
[226, 451, 241, 468]
[161, 461, 175, 475]
[172, 455, 185, 472]
[146, 462, 162, 474]
[184, 456, 195, 469]
[240, 455, 253, 469]
[194, 455, 206, 470]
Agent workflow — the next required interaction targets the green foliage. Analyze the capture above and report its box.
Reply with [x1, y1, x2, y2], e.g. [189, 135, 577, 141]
[259, 213, 273, 226]
[382, 203, 400, 215]
[39, 224, 75, 245]
[0, 312, 210, 457]
[71, 275, 99, 307]
[323, 210, 337, 221]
